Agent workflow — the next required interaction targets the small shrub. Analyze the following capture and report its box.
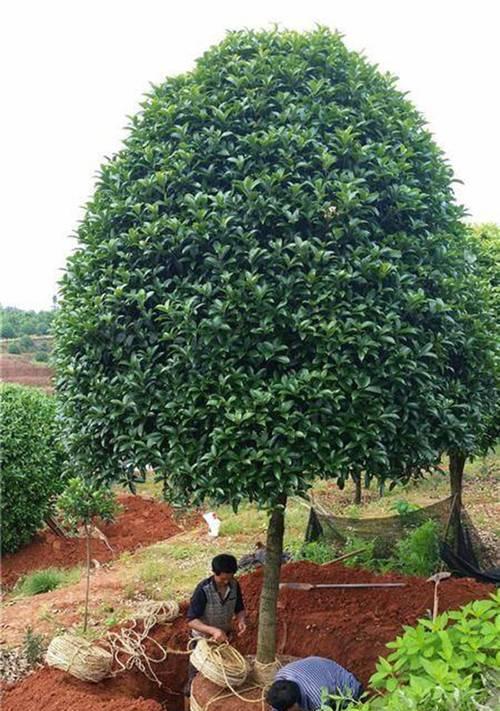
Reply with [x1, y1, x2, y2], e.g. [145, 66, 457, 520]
[366, 591, 500, 710]
[19, 335, 35, 351]
[392, 520, 440, 576]
[7, 342, 21, 354]
[34, 351, 49, 362]
[342, 536, 379, 571]
[22, 626, 46, 665]
[17, 567, 78, 596]
[0, 384, 66, 554]
[390, 500, 421, 517]
[289, 540, 337, 565]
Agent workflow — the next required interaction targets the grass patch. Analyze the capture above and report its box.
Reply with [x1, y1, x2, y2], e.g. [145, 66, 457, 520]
[16, 567, 81, 596]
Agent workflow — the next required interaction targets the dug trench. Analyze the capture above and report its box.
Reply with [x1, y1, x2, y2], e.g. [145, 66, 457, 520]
[2, 561, 493, 711]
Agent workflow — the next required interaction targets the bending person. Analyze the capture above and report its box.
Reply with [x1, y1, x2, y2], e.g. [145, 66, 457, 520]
[266, 656, 363, 711]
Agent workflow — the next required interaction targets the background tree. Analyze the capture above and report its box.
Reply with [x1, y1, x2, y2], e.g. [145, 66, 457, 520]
[0, 384, 65, 554]
[441, 224, 499, 511]
[55, 28, 492, 663]
[0, 306, 56, 338]
[57, 478, 119, 632]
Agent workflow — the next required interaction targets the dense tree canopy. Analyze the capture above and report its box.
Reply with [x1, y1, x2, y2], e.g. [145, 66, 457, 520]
[56, 28, 487, 509]
[1, 384, 65, 554]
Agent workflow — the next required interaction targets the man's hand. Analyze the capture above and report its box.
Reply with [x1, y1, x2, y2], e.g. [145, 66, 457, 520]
[236, 618, 247, 636]
[210, 627, 228, 643]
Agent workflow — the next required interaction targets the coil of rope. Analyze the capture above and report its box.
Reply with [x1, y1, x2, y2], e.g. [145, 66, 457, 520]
[190, 638, 249, 688]
[106, 599, 185, 686]
[190, 639, 283, 710]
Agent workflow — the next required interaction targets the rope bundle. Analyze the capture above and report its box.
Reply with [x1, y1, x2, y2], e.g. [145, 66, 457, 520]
[190, 639, 249, 689]
[45, 633, 113, 682]
[137, 599, 180, 625]
[106, 599, 181, 686]
[46, 600, 180, 686]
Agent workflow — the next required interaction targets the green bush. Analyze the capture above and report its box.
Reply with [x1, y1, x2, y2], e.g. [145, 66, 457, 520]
[290, 540, 337, 565]
[34, 351, 49, 363]
[342, 536, 379, 570]
[7, 342, 21, 354]
[392, 520, 440, 576]
[16, 567, 80, 596]
[365, 592, 500, 709]
[22, 626, 47, 665]
[0, 384, 66, 554]
[19, 335, 35, 351]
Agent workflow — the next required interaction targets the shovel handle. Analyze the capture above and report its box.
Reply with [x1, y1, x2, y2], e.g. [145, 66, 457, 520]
[314, 583, 405, 589]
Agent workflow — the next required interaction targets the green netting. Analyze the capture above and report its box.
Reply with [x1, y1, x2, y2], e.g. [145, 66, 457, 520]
[305, 496, 498, 577]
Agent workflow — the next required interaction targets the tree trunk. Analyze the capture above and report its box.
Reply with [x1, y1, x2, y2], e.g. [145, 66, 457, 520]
[448, 450, 466, 552]
[353, 473, 362, 505]
[83, 523, 91, 633]
[256, 495, 286, 664]
[449, 450, 466, 510]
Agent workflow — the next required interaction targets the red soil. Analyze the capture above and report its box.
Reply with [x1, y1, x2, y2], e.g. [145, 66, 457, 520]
[0, 354, 54, 391]
[3, 562, 493, 711]
[1, 495, 181, 589]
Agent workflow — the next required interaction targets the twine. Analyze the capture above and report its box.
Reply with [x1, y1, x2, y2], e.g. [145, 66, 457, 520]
[45, 633, 113, 682]
[190, 641, 283, 710]
[106, 599, 185, 687]
[190, 639, 249, 689]
[251, 658, 282, 688]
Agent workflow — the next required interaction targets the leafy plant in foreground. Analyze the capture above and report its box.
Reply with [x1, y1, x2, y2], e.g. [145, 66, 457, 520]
[368, 592, 500, 707]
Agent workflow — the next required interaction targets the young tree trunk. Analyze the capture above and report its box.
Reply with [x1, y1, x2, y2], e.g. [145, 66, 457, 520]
[353, 473, 362, 505]
[256, 495, 286, 664]
[449, 450, 466, 510]
[448, 450, 466, 552]
[83, 523, 91, 633]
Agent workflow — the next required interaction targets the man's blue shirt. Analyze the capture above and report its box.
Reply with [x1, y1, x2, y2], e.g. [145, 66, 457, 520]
[273, 656, 362, 710]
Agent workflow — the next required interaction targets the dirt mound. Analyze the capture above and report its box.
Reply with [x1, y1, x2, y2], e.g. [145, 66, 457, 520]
[239, 562, 493, 685]
[0, 354, 54, 391]
[2, 495, 181, 589]
[1, 666, 164, 711]
[3, 562, 493, 711]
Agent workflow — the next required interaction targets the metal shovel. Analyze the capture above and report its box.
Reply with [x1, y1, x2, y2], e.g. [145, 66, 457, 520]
[279, 582, 406, 591]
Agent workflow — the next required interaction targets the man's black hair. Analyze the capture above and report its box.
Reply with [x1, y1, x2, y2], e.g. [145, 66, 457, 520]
[265, 680, 301, 710]
[212, 553, 238, 575]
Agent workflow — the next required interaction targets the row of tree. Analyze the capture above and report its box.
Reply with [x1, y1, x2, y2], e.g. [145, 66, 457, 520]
[1, 305, 56, 339]
[53, 29, 499, 666]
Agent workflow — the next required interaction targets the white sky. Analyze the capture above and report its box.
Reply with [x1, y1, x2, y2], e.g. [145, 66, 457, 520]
[2, 0, 499, 311]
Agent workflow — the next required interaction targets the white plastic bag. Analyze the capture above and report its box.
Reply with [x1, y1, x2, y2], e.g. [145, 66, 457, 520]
[202, 511, 221, 538]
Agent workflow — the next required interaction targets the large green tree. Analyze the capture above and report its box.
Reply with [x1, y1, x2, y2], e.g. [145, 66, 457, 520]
[441, 224, 499, 509]
[56, 28, 491, 662]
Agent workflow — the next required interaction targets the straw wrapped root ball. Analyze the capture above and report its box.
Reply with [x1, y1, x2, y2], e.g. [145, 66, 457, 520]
[137, 599, 180, 623]
[45, 633, 113, 682]
[190, 639, 249, 689]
